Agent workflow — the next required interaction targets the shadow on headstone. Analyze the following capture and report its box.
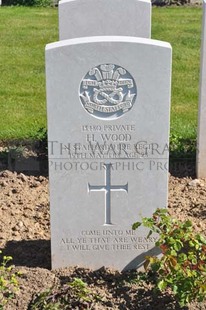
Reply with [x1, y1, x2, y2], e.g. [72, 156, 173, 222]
[122, 246, 162, 271]
[1, 239, 51, 269]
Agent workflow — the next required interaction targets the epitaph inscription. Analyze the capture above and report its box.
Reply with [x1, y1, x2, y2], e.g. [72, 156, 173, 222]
[80, 64, 137, 119]
[61, 229, 158, 252]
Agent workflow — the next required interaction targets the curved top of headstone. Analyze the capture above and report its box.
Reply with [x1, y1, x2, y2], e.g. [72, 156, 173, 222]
[46, 36, 171, 51]
[59, 0, 151, 40]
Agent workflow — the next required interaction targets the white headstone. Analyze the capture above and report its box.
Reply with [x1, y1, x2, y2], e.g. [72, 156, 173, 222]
[197, 0, 206, 178]
[46, 36, 172, 271]
[59, 0, 151, 40]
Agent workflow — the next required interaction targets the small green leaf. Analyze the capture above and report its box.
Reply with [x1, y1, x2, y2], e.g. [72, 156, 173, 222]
[170, 249, 177, 257]
[132, 222, 142, 230]
[184, 220, 192, 228]
[158, 280, 167, 291]
[189, 241, 195, 247]
[178, 253, 187, 262]
[199, 235, 206, 244]
[174, 240, 183, 251]
[172, 285, 178, 294]
[146, 230, 153, 239]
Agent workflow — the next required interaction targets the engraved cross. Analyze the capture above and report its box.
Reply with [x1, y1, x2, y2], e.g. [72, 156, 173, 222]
[88, 163, 128, 225]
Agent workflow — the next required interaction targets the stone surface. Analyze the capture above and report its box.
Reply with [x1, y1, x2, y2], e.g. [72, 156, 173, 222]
[46, 36, 172, 270]
[59, 0, 151, 40]
[197, 0, 206, 178]
[188, 179, 201, 187]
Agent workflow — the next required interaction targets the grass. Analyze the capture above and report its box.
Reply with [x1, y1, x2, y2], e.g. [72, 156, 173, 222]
[0, 6, 202, 140]
[152, 6, 201, 139]
[0, 6, 58, 140]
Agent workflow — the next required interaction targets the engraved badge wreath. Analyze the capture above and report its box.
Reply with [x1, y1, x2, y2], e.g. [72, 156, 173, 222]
[80, 64, 137, 119]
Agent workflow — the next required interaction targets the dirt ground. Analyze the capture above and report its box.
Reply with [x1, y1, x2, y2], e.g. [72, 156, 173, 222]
[0, 161, 206, 309]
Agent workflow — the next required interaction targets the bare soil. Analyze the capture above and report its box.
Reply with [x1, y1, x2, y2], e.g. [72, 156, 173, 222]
[0, 164, 206, 309]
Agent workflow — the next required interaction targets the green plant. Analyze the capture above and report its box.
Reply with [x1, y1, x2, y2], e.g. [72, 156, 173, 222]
[0, 251, 20, 309]
[132, 208, 206, 308]
[30, 278, 101, 309]
[169, 133, 196, 160]
[68, 278, 93, 302]
[29, 289, 62, 310]
[32, 127, 48, 152]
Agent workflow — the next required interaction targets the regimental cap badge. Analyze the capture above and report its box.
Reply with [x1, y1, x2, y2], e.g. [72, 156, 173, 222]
[79, 64, 137, 120]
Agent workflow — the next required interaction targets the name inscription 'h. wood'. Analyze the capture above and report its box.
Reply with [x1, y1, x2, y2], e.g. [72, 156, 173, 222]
[88, 163, 128, 225]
